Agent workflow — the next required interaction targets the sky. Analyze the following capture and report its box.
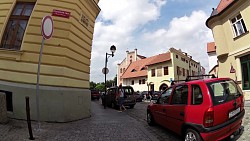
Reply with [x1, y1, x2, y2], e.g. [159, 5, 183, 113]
[90, 0, 221, 83]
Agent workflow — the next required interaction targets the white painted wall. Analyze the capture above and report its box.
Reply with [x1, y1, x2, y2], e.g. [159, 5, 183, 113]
[122, 77, 148, 92]
[208, 53, 217, 71]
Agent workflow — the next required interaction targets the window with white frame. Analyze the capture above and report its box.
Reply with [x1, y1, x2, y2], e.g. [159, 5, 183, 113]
[157, 66, 162, 77]
[231, 14, 247, 37]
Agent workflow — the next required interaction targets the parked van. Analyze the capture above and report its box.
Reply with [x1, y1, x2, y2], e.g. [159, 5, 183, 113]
[106, 86, 136, 109]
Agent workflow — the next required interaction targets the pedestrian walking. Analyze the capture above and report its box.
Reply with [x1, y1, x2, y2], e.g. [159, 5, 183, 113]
[149, 88, 153, 102]
[117, 84, 126, 112]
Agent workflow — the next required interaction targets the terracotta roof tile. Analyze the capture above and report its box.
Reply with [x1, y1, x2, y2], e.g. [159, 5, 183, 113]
[207, 42, 216, 53]
[217, 0, 234, 13]
[137, 54, 146, 59]
[121, 57, 155, 79]
[121, 52, 171, 79]
[147, 52, 171, 66]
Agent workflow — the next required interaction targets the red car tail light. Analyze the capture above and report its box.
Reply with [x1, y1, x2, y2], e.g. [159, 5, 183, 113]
[204, 107, 214, 128]
[241, 97, 244, 111]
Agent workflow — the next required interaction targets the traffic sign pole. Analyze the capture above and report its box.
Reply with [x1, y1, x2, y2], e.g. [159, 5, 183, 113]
[36, 37, 45, 130]
[36, 16, 53, 130]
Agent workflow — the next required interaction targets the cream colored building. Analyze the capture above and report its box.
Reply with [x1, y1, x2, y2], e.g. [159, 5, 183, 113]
[147, 48, 201, 91]
[118, 48, 201, 92]
[206, 0, 250, 99]
[0, 0, 100, 122]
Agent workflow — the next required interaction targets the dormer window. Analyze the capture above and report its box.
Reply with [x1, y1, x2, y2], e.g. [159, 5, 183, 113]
[131, 69, 136, 72]
[141, 67, 146, 70]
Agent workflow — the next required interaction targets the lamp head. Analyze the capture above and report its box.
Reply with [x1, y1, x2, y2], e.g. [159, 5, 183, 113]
[110, 45, 116, 57]
[110, 45, 116, 53]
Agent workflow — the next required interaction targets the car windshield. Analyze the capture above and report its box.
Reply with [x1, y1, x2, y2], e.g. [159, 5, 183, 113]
[123, 87, 134, 95]
[161, 87, 172, 96]
[206, 80, 243, 105]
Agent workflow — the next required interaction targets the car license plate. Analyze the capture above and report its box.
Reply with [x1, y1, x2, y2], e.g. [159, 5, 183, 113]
[229, 107, 240, 118]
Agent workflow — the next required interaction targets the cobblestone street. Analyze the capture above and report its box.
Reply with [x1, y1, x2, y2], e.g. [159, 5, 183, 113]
[0, 100, 249, 141]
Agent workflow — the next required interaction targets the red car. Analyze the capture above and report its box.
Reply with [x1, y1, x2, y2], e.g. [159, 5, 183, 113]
[147, 78, 245, 141]
[91, 89, 101, 100]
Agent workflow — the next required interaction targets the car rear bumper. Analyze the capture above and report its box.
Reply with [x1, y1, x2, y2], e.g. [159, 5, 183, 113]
[91, 95, 100, 99]
[200, 110, 245, 141]
[123, 101, 136, 106]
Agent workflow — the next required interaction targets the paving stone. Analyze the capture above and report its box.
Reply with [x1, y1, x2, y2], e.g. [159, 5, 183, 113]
[0, 100, 249, 141]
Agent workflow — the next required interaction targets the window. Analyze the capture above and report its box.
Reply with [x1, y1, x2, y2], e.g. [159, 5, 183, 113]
[157, 67, 162, 77]
[183, 68, 185, 76]
[142, 79, 145, 84]
[131, 69, 136, 72]
[164, 66, 169, 75]
[139, 80, 141, 84]
[120, 68, 122, 73]
[241, 54, 250, 90]
[177, 66, 181, 75]
[231, 14, 247, 37]
[207, 80, 242, 106]
[187, 70, 189, 76]
[151, 69, 155, 77]
[171, 85, 188, 105]
[131, 80, 134, 85]
[0, 2, 35, 50]
[123, 68, 125, 72]
[176, 55, 178, 59]
[159, 87, 172, 104]
[191, 85, 203, 105]
[130, 60, 132, 63]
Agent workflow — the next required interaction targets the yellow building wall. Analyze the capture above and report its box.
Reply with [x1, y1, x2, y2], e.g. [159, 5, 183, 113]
[147, 50, 200, 91]
[170, 49, 200, 81]
[0, 0, 100, 89]
[209, 0, 250, 99]
[210, 1, 250, 79]
[147, 61, 173, 91]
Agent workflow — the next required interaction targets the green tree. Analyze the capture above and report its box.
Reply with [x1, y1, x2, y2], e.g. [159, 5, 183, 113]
[95, 83, 105, 92]
[90, 81, 96, 90]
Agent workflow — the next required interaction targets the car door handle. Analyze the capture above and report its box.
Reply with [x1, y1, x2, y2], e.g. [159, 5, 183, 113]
[180, 112, 184, 116]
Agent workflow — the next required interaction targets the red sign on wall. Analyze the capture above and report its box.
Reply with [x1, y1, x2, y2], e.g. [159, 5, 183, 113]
[52, 9, 70, 18]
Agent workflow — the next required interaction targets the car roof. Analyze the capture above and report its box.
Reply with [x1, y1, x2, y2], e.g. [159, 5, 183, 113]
[108, 86, 133, 89]
[173, 77, 233, 86]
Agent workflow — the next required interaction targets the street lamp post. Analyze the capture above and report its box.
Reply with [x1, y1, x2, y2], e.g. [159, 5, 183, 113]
[103, 45, 116, 109]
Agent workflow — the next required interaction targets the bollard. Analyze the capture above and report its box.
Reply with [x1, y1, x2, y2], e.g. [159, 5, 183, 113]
[26, 97, 35, 140]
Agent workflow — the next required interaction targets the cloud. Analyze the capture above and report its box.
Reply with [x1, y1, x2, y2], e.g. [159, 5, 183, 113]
[142, 10, 213, 71]
[91, 0, 167, 82]
[90, 0, 215, 83]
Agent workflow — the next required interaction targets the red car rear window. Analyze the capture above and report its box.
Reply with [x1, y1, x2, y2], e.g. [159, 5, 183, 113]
[206, 80, 243, 106]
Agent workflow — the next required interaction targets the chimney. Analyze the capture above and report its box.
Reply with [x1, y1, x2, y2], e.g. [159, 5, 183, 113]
[134, 48, 137, 61]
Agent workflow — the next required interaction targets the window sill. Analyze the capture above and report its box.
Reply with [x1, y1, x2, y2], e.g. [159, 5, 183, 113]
[233, 31, 249, 40]
[0, 49, 23, 61]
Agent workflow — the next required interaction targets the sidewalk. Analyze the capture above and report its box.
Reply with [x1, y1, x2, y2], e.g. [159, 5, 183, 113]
[0, 101, 158, 141]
